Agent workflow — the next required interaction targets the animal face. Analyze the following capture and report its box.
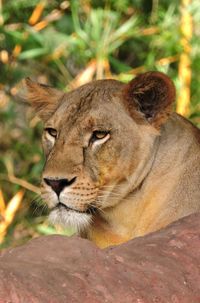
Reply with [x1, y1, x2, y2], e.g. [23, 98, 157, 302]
[25, 72, 175, 232]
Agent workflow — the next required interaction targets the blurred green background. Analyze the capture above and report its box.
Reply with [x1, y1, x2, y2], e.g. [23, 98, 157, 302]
[0, 0, 200, 248]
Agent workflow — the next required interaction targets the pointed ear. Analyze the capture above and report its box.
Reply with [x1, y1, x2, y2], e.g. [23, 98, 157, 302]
[24, 78, 64, 121]
[123, 72, 176, 128]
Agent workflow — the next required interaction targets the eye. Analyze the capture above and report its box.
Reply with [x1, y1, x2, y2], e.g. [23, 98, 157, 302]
[90, 130, 110, 145]
[45, 128, 57, 138]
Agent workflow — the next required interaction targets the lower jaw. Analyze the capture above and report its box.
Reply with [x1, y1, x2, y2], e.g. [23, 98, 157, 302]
[48, 206, 92, 231]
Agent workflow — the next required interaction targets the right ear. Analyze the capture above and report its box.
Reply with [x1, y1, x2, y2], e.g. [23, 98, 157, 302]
[24, 78, 64, 121]
[122, 72, 176, 129]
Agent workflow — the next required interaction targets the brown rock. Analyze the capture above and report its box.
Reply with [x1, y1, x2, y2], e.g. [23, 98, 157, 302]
[0, 213, 200, 303]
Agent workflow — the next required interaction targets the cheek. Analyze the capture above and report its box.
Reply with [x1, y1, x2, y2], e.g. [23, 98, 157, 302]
[97, 142, 125, 182]
[97, 138, 141, 183]
[96, 141, 119, 164]
[41, 185, 58, 208]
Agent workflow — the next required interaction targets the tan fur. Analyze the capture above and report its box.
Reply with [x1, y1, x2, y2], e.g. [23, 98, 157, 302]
[25, 72, 200, 248]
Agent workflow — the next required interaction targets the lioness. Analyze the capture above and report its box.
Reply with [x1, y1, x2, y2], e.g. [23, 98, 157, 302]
[25, 72, 200, 248]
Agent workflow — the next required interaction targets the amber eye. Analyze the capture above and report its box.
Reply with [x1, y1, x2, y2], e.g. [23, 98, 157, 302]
[45, 128, 57, 138]
[90, 130, 110, 144]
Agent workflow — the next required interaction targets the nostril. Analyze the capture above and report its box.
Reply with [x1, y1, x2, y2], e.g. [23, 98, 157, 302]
[44, 177, 77, 196]
[44, 178, 62, 196]
[62, 177, 77, 187]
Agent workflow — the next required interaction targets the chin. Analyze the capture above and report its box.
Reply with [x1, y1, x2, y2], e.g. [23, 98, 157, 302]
[48, 207, 92, 232]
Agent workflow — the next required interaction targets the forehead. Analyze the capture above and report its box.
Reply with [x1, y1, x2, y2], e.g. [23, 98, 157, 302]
[48, 80, 124, 129]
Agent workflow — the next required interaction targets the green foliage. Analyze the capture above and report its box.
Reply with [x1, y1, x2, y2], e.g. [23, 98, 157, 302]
[0, 0, 200, 247]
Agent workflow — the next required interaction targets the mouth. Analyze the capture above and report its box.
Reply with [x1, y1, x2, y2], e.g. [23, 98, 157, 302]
[52, 202, 97, 215]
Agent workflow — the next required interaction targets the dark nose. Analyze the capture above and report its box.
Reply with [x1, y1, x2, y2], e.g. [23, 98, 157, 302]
[44, 177, 76, 196]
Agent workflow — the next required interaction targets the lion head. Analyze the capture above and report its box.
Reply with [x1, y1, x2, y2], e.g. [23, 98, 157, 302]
[25, 72, 175, 232]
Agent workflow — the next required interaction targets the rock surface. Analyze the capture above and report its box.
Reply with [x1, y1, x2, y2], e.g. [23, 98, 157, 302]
[0, 213, 200, 303]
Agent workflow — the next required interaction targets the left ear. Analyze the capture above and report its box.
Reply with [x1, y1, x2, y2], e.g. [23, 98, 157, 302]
[123, 71, 176, 128]
[24, 78, 64, 122]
